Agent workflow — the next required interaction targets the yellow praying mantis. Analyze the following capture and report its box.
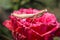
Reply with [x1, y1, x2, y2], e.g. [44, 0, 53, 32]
[12, 9, 47, 18]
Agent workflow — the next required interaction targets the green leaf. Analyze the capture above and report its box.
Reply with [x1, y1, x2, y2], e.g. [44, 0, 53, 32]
[0, 24, 12, 40]
[54, 37, 60, 40]
[0, 0, 12, 9]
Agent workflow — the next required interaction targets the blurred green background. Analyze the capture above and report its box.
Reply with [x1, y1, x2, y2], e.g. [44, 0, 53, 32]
[0, 0, 60, 40]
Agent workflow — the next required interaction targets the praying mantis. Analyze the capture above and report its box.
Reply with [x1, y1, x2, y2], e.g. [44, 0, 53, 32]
[12, 9, 47, 18]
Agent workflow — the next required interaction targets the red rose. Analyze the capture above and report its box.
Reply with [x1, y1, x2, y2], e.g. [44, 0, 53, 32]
[3, 8, 60, 40]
